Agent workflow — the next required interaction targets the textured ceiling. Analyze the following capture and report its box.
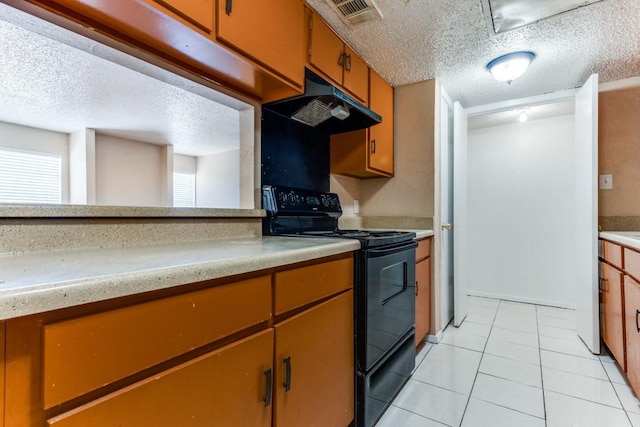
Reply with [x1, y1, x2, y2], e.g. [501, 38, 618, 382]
[0, 5, 249, 157]
[306, 0, 640, 107]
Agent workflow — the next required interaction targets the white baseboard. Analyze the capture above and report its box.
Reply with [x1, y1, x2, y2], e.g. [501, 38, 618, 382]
[468, 290, 576, 310]
[426, 329, 444, 344]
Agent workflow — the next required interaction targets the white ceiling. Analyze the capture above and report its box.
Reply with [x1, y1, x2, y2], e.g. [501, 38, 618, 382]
[0, 4, 251, 157]
[306, 0, 640, 108]
[468, 100, 574, 130]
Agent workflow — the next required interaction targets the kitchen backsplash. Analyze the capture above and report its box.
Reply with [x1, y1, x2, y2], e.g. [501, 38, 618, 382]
[599, 216, 640, 231]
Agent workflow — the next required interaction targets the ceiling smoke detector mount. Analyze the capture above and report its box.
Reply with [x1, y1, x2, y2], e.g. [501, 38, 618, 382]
[325, 0, 383, 27]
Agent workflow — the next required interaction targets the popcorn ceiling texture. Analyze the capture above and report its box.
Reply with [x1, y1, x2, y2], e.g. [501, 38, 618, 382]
[306, 0, 640, 107]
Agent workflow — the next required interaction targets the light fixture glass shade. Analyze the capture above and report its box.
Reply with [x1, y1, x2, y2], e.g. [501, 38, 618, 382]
[487, 51, 536, 82]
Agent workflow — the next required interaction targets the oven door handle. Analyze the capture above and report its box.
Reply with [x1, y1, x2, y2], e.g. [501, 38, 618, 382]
[366, 241, 418, 257]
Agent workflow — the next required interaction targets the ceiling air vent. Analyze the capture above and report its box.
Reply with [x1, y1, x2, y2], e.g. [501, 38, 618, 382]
[326, 0, 383, 26]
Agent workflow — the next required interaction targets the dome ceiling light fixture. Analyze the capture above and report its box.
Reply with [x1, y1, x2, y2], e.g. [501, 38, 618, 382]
[487, 51, 536, 83]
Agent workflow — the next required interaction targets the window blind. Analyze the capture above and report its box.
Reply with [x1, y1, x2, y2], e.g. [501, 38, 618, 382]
[0, 148, 62, 204]
[173, 172, 195, 207]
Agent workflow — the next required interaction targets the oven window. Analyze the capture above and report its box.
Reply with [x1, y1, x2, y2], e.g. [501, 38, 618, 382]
[379, 261, 407, 304]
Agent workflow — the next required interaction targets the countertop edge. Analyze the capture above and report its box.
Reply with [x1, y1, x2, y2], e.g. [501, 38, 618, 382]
[0, 237, 360, 321]
[600, 231, 640, 252]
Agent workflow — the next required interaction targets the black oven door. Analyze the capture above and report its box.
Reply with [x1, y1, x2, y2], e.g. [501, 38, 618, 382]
[357, 240, 417, 371]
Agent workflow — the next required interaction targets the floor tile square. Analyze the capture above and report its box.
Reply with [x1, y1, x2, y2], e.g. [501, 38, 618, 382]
[471, 373, 544, 418]
[628, 411, 640, 427]
[539, 335, 598, 359]
[536, 305, 576, 320]
[465, 311, 495, 326]
[440, 327, 488, 352]
[376, 406, 448, 427]
[461, 398, 545, 427]
[613, 382, 640, 414]
[479, 353, 542, 387]
[544, 390, 631, 427]
[537, 315, 576, 330]
[415, 342, 434, 370]
[468, 296, 500, 308]
[490, 327, 539, 348]
[538, 324, 580, 340]
[540, 350, 608, 380]
[455, 321, 492, 338]
[603, 359, 628, 384]
[412, 343, 482, 395]
[542, 367, 621, 408]
[493, 314, 538, 334]
[467, 305, 498, 318]
[485, 337, 540, 365]
[392, 379, 468, 427]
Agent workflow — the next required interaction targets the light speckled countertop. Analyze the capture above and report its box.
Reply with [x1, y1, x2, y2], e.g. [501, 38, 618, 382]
[600, 231, 640, 251]
[0, 236, 360, 321]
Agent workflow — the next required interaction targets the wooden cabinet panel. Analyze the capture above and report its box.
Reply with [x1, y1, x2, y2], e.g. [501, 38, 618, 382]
[601, 262, 626, 369]
[274, 291, 354, 427]
[152, 0, 214, 32]
[308, 12, 345, 87]
[415, 239, 431, 347]
[274, 256, 353, 315]
[0, 321, 4, 427]
[368, 68, 394, 176]
[625, 247, 640, 282]
[43, 275, 271, 408]
[216, 0, 304, 86]
[47, 329, 274, 427]
[603, 240, 624, 269]
[416, 237, 431, 262]
[342, 45, 369, 104]
[624, 275, 640, 395]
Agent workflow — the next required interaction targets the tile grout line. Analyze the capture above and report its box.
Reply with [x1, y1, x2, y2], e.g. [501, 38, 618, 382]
[599, 346, 635, 426]
[535, 304, 549, 427]
[456, 298, 499, 427]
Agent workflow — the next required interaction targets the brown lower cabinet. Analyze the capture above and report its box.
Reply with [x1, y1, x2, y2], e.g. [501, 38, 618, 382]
[274, 291, 354, 427]
[601, 262, 626, 370]
[47, 329, 274, 427]
[624, 275, 640, 394]
[415, 237, 432, 346]
[3, 254, 354, 427]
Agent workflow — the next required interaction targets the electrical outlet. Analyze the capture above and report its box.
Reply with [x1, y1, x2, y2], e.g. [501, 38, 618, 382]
[599, 174, 613, 190]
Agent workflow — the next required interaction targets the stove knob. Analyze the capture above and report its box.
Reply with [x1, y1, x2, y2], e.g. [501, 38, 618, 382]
[288, 193, 296, 204]
[278, 192, 287, 204]
[322, 196, 329, 207]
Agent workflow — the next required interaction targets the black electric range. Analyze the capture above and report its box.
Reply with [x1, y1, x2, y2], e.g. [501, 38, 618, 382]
[262, 185, 417, 427]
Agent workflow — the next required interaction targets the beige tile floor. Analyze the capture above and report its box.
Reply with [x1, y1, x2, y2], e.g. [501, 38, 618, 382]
[376, 296, 640, 427]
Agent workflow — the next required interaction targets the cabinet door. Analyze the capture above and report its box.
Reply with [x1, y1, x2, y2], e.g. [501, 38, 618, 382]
[216, 0, 304, 86]
[0, 321, 4, 427]
[415, 257, 431, 346]
[368, 69, 394, 176]
[152, 0, 214, 32]
[625, 276, 640, 395]
[601, 263, 625, 369]
[308, 12, 345, 87]
[342, 45, 369, 104]
[47, 329, 274, 427]
[274, 291, 354, 427]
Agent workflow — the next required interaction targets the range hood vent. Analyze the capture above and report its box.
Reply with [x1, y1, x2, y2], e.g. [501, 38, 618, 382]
[326, 0, 383, 26]
[263, 69, 381, 134]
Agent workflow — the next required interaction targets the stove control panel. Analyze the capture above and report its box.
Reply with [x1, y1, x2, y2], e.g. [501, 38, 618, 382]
[262, 185, 342, 217]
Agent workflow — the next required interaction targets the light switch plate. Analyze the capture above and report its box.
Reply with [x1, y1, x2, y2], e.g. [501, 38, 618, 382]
[353, 199, 359, 215]
[599, 174, 613, 190]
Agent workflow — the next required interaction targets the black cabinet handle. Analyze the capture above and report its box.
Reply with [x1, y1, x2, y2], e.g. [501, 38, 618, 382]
[338, 52, 346, 67]
[283, 356, 292, 391]
[226, 0, 233, 14]
[263, 368, 272, 407]
[346, 54, 352, 71]
[415, 280, 419, 296]
[636, 309, 640, 333]
[371, 139, 376, 154]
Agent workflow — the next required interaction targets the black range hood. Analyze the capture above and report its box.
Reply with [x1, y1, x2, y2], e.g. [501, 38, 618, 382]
[263, 69, 382, 134]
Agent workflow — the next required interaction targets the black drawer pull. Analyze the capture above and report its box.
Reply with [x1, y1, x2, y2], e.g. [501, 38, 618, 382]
[283, 356, 292, 391]
[636, 309, 640, 333]
[263, 368, 272, 407]
[226, 0, 233, 14]
[338, 52, 346, 67]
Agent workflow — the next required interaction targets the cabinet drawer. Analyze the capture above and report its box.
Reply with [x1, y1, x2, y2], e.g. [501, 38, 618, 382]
[625, 247, 640, 282]
[47, 329, 273, 427]
[43, 275, 272, 408]
[274, 257, 353, 315]
[416, 238, 431, 262]
[603, 240, 623, 269]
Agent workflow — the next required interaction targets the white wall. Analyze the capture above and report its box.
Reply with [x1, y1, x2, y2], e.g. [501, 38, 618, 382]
[196, 149, 240, 208]
[95, 134, 164, 207]
[0, 121, 70, 203]
[467, 114, 577, 307]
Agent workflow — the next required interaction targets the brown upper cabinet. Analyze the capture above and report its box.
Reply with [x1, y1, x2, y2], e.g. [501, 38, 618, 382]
[307, 10, 369, 104]
[16, 0, 303, 102]
[330, 68, 395, 178]
[216, 0, 305, 88]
